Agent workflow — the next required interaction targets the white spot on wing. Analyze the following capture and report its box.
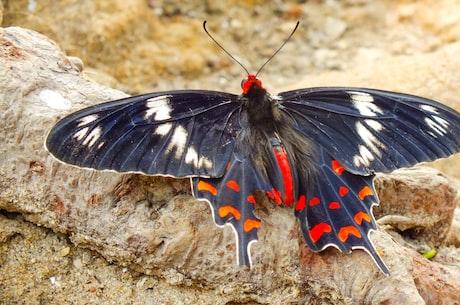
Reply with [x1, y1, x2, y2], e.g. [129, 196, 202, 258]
[347, 91, 383, 117]
[353, 145, 374, 167]
[425, 116, 449, 136]
[40, 89, 71, 110]
[154, 123, 173, 136]
[77, 114, 99, 126]
[364, 119, 384, 132]
[73, 127, 89, 141]
[353, 121, 386, 167]
[144, 95, 172, 120]
[420, 105, 439, 114]
[185, 146, 213, 168]
[166, 126, 188, 158]
[82, 126, 102, 148]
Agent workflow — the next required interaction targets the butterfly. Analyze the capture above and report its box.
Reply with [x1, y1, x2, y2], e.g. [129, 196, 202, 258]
[45, 22, 460, 275]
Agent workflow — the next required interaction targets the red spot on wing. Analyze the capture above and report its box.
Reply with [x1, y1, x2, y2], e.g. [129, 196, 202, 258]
[309, 223, 332, 243]
[226, 180, 240, 192]
[197, 181, 218, 196]
[331, 160, 345, 175]
[218, 206, 241, 220]
[247, 195, 256, 204]
[338, 226, 362, 242]
[295, 195, 306, 211]
[354, 211, 371, 225]
[267, 188, 282, 205]
[328, 202, 341, 209]
[244, 219, 261, 232]
[339, 186, 349, 197]
[358, 186, 373, 200]
[309, 197, 320, 206]
[226, 162, 231, 171]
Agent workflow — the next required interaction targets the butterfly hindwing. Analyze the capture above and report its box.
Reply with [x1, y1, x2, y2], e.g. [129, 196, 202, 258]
[278, 87, 460, 175]
[192, 151, 272, 267]
[295, 146, 389, 273]
[46, 90, 242, 177]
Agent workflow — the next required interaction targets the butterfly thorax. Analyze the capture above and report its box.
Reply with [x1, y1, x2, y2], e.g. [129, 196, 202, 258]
[238, 75, 307, 206]
[239, 76, 277, 131]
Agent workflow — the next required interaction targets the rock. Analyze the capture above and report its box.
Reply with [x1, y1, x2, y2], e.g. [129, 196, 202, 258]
[1, 20, 460, 305]
[374, 167, 457, 248]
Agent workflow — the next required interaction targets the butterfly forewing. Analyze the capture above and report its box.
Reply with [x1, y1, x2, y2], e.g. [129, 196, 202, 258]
[278, 87, 460, 175]
[46, 90, 242, 177]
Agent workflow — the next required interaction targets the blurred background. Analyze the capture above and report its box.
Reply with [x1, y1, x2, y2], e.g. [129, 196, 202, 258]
[1, 0, 458, 92]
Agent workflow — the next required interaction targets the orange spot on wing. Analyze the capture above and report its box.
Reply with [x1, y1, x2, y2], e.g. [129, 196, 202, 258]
[218, 206, 241, 220]
[197, 181, 218, 196]
[338, 226, 362, 242]
[358, 186, 373, 200]
[339, 186, 349, 197]
[226, 180, 240, 192]
[354, 211, 371, 225]
[331, 160, 345, 175]
[328, 202, 341, 209]
[309, 197, 320, 206]
[247, 195, 256, 204]
[309, 223, 332, 243]
[226, 162, 231, 170]
[244, 219, 261, 232]
[295, 195, 306, 211]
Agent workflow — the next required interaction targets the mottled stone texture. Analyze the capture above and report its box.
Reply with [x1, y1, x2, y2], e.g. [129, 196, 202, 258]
[1, 25, 460, 304]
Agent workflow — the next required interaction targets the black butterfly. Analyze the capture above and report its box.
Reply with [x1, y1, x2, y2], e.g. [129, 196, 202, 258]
[45, 23, 460, 275]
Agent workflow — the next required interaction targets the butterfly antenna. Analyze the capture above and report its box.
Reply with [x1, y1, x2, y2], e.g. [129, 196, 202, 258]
[203, 20, 250, 75]
[255, 21, 299, 77]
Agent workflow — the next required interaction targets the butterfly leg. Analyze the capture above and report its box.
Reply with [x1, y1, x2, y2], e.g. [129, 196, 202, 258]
[192, 154, 271, 268]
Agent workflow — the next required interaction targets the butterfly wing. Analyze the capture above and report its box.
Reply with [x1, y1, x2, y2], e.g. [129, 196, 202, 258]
[279, 87, 460, 274]
[46, 90, 242, 177]
[295, 146, 389, 274]
[192, 149, 272, 267]
[278, 87, 460, 175]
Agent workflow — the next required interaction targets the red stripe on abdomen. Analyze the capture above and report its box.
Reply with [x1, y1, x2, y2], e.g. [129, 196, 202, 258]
[271, 138, 295, 206]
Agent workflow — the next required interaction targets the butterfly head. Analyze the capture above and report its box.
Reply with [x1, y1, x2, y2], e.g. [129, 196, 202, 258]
[241, 74, 263, 95]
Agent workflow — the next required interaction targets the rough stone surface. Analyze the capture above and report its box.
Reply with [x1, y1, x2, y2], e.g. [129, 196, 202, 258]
[1, 1, 460, 304]
[375, 167, 457, 247]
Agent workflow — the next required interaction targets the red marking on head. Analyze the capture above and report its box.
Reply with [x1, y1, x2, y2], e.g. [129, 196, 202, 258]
[338, 226, 362, 242]
[331, 160, 345, 176]
[244, 219, 261, 232]
[358, 186, 373, 200]
[309, 223, 332, 243]
[197, 181, 218, 196]
[226, 180, 240, 192]
[241, 74, 263, 94]
[247, 195, 256, 204]
[218, 206, 241, 220]
[354, 211, 371, 225]
[328, 202, 341, 209]
[309, 197, 320, 206]
[339, 186, 349, 197]
[295, 195, 306, 211]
